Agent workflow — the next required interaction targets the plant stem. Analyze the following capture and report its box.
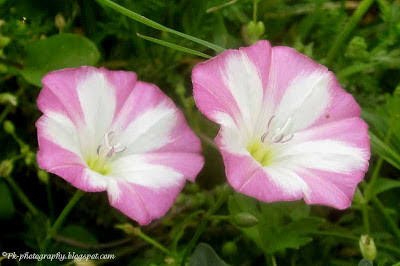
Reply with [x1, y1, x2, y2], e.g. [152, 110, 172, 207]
[96, 0, 225, 53]
[271, 254, 277, 266]
[0, 105, 11, 125]
[180, 186, 230, 265]
[41, 190, 85, 253]
[5, 176, 39, 216]
[253, 0, 258, 23]
[135, 230, 170, 254]
[325, 0, 375, 65]
[361, 203, 370, 234]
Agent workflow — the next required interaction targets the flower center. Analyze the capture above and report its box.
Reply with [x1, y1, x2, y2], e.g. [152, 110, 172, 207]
[86, 131, 126, 175]
[247, 116, 294, 167]
[247, 140, 274, 166]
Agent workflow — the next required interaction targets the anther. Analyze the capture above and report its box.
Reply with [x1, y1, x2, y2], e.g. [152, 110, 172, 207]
[261, 116, 275, 142]
[280, 134, 294, 143]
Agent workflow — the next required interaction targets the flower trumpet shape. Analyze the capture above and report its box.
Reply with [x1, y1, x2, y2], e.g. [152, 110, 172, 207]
[192, 41, 370, 209]
[36, 67, 204, 225]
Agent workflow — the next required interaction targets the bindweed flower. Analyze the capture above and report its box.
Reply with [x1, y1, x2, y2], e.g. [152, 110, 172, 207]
[192, 41, 370, 209]
[36, 66, 204, 225]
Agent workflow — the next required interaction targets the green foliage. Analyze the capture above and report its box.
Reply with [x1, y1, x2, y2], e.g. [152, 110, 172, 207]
[0, 0, 399, 265]
[20, 33, 100, 86]
[189, 243, 229, 266]
[0, 181, 15, 219]
[228, 194, 324, 254]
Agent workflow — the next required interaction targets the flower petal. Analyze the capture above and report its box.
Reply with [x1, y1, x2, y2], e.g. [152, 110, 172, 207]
[265, 47, 360, 134]
[109, 154, 186, 188]
[36, 114, 107, 192]
[192, 41, 272, 137]
[42, 67, 137, 150]
[107, 180, 185, 225]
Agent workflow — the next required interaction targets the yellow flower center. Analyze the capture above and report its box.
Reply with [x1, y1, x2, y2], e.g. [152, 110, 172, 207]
[86, 156, 112, 176]
[247, 140, 274, 167]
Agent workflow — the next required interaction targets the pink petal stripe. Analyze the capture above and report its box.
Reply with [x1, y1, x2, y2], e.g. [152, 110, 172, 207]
[42, 66, 137, 127]
[108, 181, 185, 225]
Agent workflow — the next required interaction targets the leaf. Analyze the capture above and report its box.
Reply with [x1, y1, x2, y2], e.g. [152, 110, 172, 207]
[136, 33, 211, 59]
[370, 132, 400, 170]
[21, 33, 100, 87]
[189, 243, 229, 266]
[228, 193, 324, 254]
[372, 177, 400, 197]
[0, 180, 15, 219]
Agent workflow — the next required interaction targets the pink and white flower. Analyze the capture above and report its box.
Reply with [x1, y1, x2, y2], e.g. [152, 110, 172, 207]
[192, 41, 370, 209]
[36, 66, 204, 225]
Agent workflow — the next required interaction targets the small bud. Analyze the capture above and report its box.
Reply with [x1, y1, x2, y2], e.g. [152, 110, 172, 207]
[20, 145, 30, 155]
[55, 13, 66, 30]
[24, 151, 35, 166]
[3, 120, 15, 134]
[0, 35, 11, 48]
[0, 160, 13, 177]
[247, 21, 257, 36]
[115, 223, 140, 235]
[37, 170, 49, 184]
[231, 212, 259, 228]
[164, 258, 175, 264]
[0, 93, 17, 106]
[255, 21, 265, 37]
[222, 241, 238, 256]
[359, 235, 377, 261]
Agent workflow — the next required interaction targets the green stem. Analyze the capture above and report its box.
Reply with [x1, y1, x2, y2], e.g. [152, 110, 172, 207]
[271, 254, 277, 266]
[325, 0, 375, 65]
[180, 186, 230, 265]
[371, 196, 400, 241]
[361, 203, 370, 234]
[253, 0, 258, 23]
[96, 0, 225, 53]
[5, 176, 39, 216]
[0, 105, 11, 125]
[135, 230, 170, 254]
[41, 190, 85, 253]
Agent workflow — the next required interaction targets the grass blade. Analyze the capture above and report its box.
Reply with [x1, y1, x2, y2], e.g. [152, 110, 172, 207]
[96, 0, 226, 53]
[136, 33, 212, 59]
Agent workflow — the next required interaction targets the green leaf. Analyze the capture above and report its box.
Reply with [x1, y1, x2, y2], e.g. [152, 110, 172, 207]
[0, 180, 15, 219]
[136, 33, 211, 59]
[228, 193, 324, 254]
[372, 177, 400, 197]
[370, 132, 400, 170]
[189, 243, 229, 266]
[96, 0, 225, 53]
[21, 33, 100, 87]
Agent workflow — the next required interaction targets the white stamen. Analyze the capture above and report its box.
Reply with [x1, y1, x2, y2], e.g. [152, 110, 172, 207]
[97, 131, 126, 158]
[261, 116, 294, 144]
